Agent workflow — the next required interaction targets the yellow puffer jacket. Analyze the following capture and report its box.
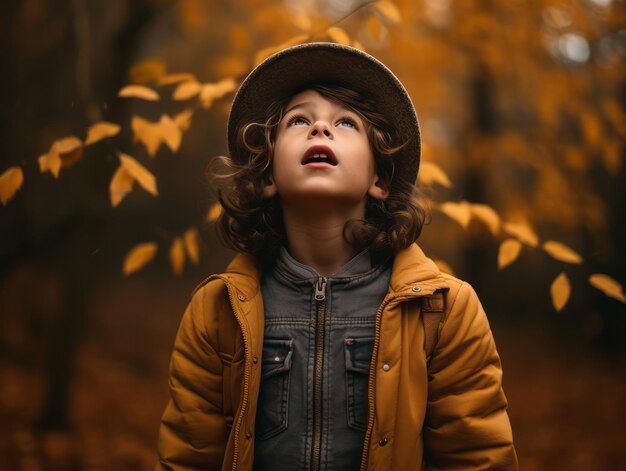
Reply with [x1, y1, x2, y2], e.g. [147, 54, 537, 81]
[155, 244, 518, 470]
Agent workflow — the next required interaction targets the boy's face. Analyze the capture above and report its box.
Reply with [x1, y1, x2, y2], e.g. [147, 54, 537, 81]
[263, 89, 388, 209]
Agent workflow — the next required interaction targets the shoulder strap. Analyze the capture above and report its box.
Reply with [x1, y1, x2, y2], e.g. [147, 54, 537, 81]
[421, 291, 445, 363]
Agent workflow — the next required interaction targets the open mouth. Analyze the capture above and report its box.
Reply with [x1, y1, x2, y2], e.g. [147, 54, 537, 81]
[301, 145, 337, 166]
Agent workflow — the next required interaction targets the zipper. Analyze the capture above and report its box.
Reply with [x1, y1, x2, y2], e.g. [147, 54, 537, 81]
[311, 276, 327, 471]
[358, 297, 389, 471]
[211, 276, 251, 471]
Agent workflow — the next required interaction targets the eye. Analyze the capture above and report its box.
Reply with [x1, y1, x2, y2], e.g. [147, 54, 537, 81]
[286, 115, 308, 127]
[337, 117, 357, 129]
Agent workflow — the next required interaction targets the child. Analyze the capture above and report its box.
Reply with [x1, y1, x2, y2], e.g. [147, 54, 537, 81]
[155, 42, 518, 470]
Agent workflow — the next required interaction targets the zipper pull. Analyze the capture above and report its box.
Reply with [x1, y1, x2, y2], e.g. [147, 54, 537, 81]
[314, 277, 327, 301]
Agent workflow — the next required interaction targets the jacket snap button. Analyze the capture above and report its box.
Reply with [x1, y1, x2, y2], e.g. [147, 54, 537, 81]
[252, 356, 258, 364]
[379, 438, 388, 446]
[237, 293, 245, 301]
[412, 286, 421, 292]
[382, 364, 390, 371]
[245, 431, 251, 439]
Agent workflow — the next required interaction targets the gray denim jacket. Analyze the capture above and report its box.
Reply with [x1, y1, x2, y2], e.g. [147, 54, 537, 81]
[254, 247, 391, 470]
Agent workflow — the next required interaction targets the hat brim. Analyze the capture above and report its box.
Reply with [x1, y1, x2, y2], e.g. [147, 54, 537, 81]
[227, 42, 420, 185]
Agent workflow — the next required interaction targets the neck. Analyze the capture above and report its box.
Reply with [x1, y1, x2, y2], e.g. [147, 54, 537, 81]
[280, 199, 366, 277]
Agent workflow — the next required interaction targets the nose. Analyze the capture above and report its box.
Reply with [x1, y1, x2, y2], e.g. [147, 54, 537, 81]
[308, 120, 333, 139]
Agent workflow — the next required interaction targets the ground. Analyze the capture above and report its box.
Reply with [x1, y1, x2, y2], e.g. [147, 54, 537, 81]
[1, 277, 624, 470]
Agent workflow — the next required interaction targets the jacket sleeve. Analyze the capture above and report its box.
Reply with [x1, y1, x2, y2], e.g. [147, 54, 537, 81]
[155, 286, 229, 470]
[423, 281, 518, 470]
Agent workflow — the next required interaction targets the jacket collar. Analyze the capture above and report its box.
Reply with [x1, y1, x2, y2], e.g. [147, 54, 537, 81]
[221, 243, 449, 301]
[387, 243, 449, 298]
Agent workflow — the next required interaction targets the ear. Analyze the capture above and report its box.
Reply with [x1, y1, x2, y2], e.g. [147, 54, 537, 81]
[262, 175, 277, 199]
[368, 174, 389, 201]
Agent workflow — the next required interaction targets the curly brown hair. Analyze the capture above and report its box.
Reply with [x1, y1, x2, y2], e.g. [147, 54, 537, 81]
[211, 83, 426, 264]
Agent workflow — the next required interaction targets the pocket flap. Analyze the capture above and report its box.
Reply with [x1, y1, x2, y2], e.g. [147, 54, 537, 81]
[344, 337, 375, 374]
[261, 339, 294, 379]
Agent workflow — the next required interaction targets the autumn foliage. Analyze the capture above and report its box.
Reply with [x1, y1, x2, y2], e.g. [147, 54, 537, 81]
[1, 1, 626, 469]
[2, 0, 625, 314]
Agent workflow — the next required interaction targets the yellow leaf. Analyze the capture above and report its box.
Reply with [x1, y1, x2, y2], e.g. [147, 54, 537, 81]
[174, 109, 194, 132]
[172, 80, 202, 100]
[211, 55, 248, 78]
[52, 136, 83, 168]
[131, 114, 182, 156]
[131, 116, 161, 157]
[351, 40, 366, 51]
[373, 0, 401, 24]
[440, 201, 471, 228]
[184, 227, 200, 264]
[503, 222, 539, 247]
[159, 114, 182, 152]
[0, 166, 24, 205]
[123, 242, 158, 275]
[200, 78, 238, 109]
[85, 121, 121, 146]
[589, 274, 626, 303]
[433, 258, 455, 276]
[470, 204, 500, 235]
[542, 241, 583, 264]
[498, 238, 522, 269]
[367, 16, 383, 42]
[327, 27, 350, 45]
[157, 73, 197, 86]
[418, 161, 452, 188]
[254, 35, 310, 66]
[38, 150, 62, 178]
[550, 272, 570, 312]
[53, 136, 82, 154]
[109, 166, 134, 207]
[118, 85, 160, 101]
[206, 202, 222, 222]
[129, 60, 166, 85]
[119, 153, 158, 197]
[169, 237, 185, 275]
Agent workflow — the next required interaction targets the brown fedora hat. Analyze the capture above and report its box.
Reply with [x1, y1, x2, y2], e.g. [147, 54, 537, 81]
[227, 42, 421, 185]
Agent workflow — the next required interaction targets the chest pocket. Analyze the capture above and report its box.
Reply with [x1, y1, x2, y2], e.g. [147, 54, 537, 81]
[344, 336, 375, 431]
[255, 338, 294, 440]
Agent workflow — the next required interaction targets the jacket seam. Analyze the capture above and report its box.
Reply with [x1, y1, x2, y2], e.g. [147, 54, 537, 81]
[193, 284, 226, 415]
[439, 281, 466, 330]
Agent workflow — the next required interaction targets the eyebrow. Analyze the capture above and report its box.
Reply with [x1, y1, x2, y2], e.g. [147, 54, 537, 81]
[284, 101, 313, 115]
[283, 101, 362, 121]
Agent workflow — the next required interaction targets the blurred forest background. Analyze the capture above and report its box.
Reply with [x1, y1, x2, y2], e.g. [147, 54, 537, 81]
[1, 0, 625, 469]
